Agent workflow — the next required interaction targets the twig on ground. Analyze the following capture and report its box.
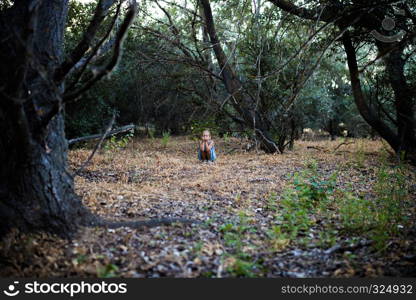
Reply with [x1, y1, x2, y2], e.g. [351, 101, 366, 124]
[307, 146, 326, 151]
[334, 141, 355, 151]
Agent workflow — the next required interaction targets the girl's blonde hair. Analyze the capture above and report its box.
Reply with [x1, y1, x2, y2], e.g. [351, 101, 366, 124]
[202, 129, 211, 136]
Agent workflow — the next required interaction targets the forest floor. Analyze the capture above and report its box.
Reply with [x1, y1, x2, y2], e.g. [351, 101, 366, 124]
[1, 136, 416, 277]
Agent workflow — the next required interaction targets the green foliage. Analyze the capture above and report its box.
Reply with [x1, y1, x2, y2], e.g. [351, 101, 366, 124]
[192, 241, 204, 255]
[226, 257, 258, 278]
[196, 155, 411, 277]
[223, 132, 230, 143]
[219, 212, 253, 250]
[189, 119, 220, 140]
[103, 132, 134, 151]
[276, 157, 411, 252]
[63, 0, 414, 151]
[65, 97, 114, 140]
[148, 127, 156, 140]
[265, 192, 278, 212]
[97, 263, 119, 278]
[339, 164, 409, 251]
[338, 192, 373, 232]
[276, 161, 337, 240]
[161, 131, 171, 148]
[218, 212, 260, 277]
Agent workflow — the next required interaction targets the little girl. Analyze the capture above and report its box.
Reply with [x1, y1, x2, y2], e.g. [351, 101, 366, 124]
[198, 130, 217, 162]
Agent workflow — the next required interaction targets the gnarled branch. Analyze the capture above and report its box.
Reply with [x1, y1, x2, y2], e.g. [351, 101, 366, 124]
[54, 0, 118, 82]
[63, 1, 138, 103]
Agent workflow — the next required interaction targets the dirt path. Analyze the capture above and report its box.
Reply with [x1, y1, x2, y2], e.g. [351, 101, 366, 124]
[1, 137, 415, 277]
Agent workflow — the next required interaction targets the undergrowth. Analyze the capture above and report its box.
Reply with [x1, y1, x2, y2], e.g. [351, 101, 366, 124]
[216, 157, 412, 277]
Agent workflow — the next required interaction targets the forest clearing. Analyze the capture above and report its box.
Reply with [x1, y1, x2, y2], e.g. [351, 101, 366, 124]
[1, 0, 416, 286]
[1, 136, 415, 278]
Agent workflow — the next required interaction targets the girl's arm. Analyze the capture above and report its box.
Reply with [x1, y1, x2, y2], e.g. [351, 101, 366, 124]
[200, 141, 207, 151]
[206, 140, 214, 151]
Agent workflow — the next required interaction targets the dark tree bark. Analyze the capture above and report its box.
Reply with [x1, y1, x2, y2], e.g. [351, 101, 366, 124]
[0, 0, 137, 238]
[325, 119, 338, 141]
[380, 44, 416, 160]
[0, 0, 89, 238]
[343, 32, 416, 162]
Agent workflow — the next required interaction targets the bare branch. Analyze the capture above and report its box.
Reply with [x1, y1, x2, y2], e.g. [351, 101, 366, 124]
[63, 1, 138, 103]
[54, 0, 118, 82]
[74, 112, 116, 176]
[66, 1, 123, 90]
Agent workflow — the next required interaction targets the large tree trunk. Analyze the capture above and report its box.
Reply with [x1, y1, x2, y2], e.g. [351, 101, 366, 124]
[342, 32, 416, 163]
[0, 115, 90, 238]
[200, 0, 280, 153]
[0, 0, 90, 238]
[381, 45, 416, 161]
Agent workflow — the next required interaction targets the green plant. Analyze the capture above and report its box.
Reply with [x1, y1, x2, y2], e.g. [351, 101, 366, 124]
[338, 162, 409, 251]
[339, 192, 373, 232]
[148, 127, 156, 140]
[219, 212, 252, 251]
[266, 225, 291, 252]
[226, 257, 258, 278]
[161, 131, 171, 148]
[97, 263, 119, 278]
[192, 241, 204, 254]
[316, 230, 338, 248]
[223, 132, 230, 143]
[276, 163, 337, 241]
[219, 223, 235, 233]
[189, 118, 220, 139]
[74, 254, 87, 265]
[218, 212, 262, 277]
[104, 131, 134, 151]
[354, 139, 366, 168]
[266, 192, 278, 211]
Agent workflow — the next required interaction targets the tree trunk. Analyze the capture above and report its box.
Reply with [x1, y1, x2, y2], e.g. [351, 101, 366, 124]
[342, 32, 416, 163]
[0, 115, 90, 238]
[0, 1, 91, 238]
[381, 44, 416, 161]
[200, 0, 280, 153]
[288, 118, 297, 150]
[327, 119, 337, 141]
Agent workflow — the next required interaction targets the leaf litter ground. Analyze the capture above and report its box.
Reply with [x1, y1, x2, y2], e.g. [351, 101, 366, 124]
[1, 137, 415, 277]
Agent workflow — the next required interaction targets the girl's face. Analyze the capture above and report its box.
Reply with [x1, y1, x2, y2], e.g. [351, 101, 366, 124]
[202, 132, 210, 141]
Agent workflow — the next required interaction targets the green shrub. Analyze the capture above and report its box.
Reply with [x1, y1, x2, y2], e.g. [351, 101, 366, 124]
[339, 164, 409, 251]
[189, 118, 220, 139]
[97, 263, 119, 278]
[103, 131, 134, 151]
[161, 131, 171, 148]
[276, 161, 337, 240]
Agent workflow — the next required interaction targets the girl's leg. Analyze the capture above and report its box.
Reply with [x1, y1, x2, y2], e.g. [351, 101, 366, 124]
[210, 147, 216, 162]
[201, 151, 208, 161]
